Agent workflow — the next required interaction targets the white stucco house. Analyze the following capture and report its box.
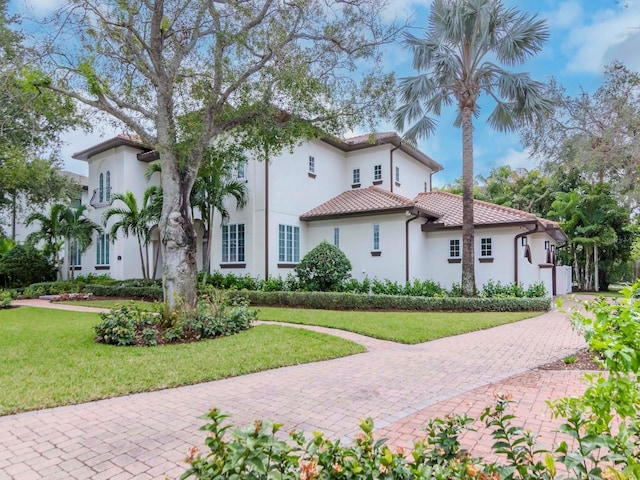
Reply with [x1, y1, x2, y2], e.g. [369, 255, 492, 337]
[58, 132, 569, 295]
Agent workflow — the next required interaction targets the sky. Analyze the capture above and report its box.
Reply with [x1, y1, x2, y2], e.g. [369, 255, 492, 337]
[8, 0, 640, 187]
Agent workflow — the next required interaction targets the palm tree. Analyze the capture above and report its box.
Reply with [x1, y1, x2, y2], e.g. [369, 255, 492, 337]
[25, 203, 68, 280]
[394, 0, 552, 296]
[190, 147, 248, 285]
[61, 205, 102, 280]
[103, 191, 157, 281]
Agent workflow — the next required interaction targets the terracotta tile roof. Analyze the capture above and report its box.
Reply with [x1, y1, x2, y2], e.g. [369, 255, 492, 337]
[300, 187, 415, 220]
[414, 191, 540, 226]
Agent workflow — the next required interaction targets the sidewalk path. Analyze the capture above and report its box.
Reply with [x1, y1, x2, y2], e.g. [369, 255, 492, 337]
[0, 300, 588, 479]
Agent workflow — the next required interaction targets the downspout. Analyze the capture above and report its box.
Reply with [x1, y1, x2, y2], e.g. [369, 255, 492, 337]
[264, 153, 269, 279]
[514, 223, 538, 284]
[390, 144, 401, 193]
[429, 171, 434, 192]
[405, 211, 419, 282]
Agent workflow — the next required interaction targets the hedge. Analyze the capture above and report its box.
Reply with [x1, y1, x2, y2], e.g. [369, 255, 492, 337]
[226, 290, 551, 312]
[83, 284, 163, 301]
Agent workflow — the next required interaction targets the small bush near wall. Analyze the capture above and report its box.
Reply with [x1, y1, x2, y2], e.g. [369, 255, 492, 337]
[295, 241, 352, 292]
[227, 290, 551, 312]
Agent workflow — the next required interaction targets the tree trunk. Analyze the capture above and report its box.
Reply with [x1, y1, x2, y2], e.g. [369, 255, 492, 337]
[461, 106, 476, 296]
[160, 149, 198, 314]
[137, 238, 148, 282]
[201, 208, 214, 287]
[594, 243, 599, 292]
[10, 191, 16, 241]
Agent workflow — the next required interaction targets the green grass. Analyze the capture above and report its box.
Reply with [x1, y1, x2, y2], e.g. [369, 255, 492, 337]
[0, 307, 365, 415]
[57, 298, 156, 310]
[257, 307, 541, 344]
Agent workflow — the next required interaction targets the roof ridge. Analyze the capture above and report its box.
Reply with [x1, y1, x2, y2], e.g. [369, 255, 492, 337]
[421, 190, 537, 219]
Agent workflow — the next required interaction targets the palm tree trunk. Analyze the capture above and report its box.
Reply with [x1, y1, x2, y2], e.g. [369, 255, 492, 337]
[137, 236, 148, 281]
[152, 241, 160, 280]
[461, 106, 476, 296]
[201, 208, 214, 287]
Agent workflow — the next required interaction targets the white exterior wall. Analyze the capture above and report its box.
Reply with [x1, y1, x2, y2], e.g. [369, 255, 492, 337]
[345, 146, 390, 189]
[305, 213, 408, 283]
[392, 150, 433, 197]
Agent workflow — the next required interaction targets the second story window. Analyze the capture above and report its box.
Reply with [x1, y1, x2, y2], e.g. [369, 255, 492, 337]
[424, 181, 428, 192]
[308, 156, 315, 174]
[333, 227, 340, 248]
[99, 173, 104, 203]
[236, 162, 246, 180]
[352, 168, 360, 185]
[374, 164, 382, 181]
[395, 166, 400, 183]
[106, 171, 111, 202]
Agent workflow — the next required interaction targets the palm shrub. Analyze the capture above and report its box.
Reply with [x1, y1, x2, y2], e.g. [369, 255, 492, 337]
[295, 241, 352, 292]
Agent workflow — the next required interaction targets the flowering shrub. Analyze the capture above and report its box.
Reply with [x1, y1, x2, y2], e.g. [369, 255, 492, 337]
[55, 292, 94, 301]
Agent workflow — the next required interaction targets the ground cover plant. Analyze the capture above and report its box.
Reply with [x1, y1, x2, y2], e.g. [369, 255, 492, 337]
[57, 298, 155, 310]
[257, 307, 540, 344]
[0, 307, 364, 415]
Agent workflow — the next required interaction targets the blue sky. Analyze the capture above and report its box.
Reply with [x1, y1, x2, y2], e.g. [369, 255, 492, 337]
[9, 0, 640, 186]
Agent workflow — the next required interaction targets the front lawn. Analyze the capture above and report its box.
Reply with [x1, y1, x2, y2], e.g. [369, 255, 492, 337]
[257, 307, 542, 344]
[0, 307, 364, 415]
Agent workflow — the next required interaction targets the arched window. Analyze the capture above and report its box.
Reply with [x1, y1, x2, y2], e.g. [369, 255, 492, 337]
[99, 173, 104, 203]
[106, 171, 111, 202]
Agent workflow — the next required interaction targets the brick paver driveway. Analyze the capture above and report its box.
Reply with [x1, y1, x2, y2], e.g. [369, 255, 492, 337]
[0, 301, 587, 479]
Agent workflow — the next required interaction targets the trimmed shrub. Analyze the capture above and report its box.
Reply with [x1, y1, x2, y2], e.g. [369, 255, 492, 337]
[83, 284, 163, 300]
[28, 281, 82, 295]
[295, 241, 352, 292]
[94, 303, 157, 346]
[480, 280, 547, 298]
[227, 290, 551, 312]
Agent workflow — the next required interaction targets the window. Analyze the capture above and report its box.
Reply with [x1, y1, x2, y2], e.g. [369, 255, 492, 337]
[221, 224, 245, 263]
[99, 173, 104, 203]
[424, 181, 428, 193]
[352, 168, 360, 185]
[278, 225, 300, 263]
[308, 156, 315, 174]
[69, 239, 82, 267]
[481, 238, 492, 257]
[395, 166, 400, 183]
[96, 233, 110, 265]
[374, 164, 382, 181]
[236, 162, 246, 180]
[373, 224, 380, 251]
[449, 239, 460, 258]
[106, 171, 111, 202]
[333, 227, 340, 248]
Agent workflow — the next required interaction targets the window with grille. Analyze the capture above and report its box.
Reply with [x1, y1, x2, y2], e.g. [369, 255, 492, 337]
[481, 238, 492, 257]
[278, 225, 300, 263]
[449, 239, 460, 258]
[221, 224, 245, 263]
[374, 164, 382, 181]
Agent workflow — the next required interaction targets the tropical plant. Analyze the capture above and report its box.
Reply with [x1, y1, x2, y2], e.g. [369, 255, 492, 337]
[190, 145, 248, 285]
[394, 0, 552, 296]
[25, 203, 68, 279]
[103, 190, 159, 282]
[61, 204, 102, 280]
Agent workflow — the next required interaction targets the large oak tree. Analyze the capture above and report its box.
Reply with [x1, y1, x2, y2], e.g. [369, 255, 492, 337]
[39, 0, 399, 312]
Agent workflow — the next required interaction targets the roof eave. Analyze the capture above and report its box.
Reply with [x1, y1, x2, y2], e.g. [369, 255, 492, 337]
[72, 137, 152, 161]
[301, 206, 413, 222]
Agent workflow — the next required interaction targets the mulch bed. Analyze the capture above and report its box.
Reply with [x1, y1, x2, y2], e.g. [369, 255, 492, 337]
[538, 348, 603, 371]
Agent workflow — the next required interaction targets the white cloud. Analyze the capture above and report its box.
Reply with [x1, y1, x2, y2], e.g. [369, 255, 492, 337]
[14, 0, 64, 16]
[546, 0, 583, 29]
[494, 147, 540, 172]
[562, 2, 640, 74]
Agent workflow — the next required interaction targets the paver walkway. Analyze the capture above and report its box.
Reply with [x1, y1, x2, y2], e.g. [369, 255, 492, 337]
[0, 300, 588, 479]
